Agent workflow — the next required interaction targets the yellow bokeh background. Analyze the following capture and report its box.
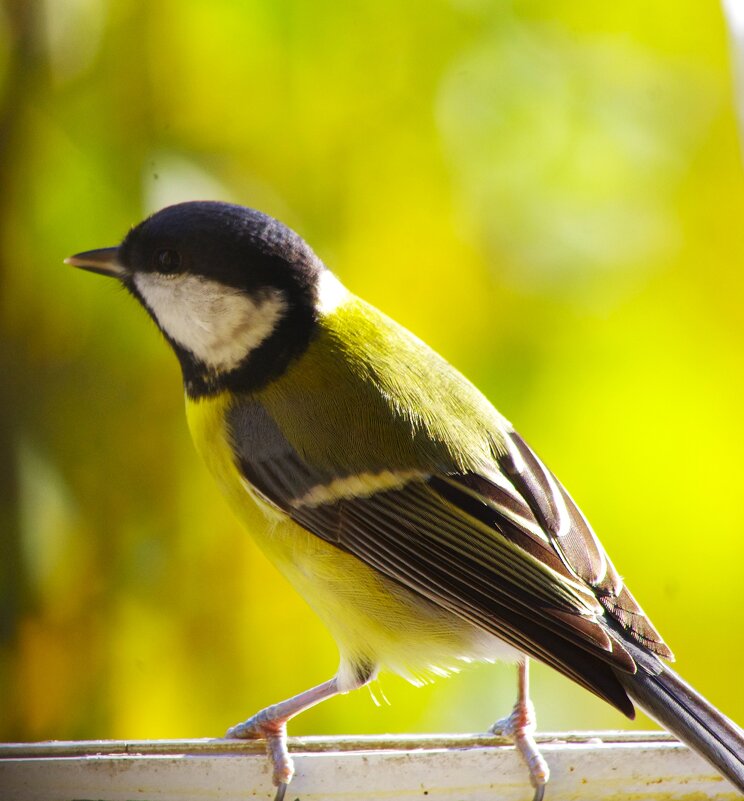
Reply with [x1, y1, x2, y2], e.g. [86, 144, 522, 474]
[1, 0, 743, 745]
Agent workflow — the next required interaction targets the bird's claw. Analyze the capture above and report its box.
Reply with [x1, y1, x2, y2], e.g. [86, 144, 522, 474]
[489, 695, 536, 738]
[225, 720, 256, 739]
[490, 698, 549, 797]
[531, 785, 545, 801]
[226, 714, 295, 787]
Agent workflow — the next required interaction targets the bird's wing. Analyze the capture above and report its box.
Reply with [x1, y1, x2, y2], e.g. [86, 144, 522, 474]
[228, 398, 668, 714]
[492, 429, 671, 659]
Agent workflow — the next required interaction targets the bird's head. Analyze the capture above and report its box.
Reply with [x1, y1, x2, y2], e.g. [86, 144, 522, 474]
[66, 201, 347, 396]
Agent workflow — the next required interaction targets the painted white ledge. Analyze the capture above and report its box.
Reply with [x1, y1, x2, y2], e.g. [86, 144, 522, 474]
[0, 732, 739, 800]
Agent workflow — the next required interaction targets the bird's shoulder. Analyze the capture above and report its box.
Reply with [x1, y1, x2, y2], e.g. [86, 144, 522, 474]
[250, 294, 512, 477]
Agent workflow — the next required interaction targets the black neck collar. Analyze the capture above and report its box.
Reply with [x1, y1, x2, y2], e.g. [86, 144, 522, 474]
[177, 301, 318, 399]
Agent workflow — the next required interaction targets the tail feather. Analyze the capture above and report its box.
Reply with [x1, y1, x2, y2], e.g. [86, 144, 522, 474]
[617, 662, 744, 793]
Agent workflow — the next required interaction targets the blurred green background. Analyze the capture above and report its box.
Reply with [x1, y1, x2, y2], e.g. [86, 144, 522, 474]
[1, 0, 743, 745]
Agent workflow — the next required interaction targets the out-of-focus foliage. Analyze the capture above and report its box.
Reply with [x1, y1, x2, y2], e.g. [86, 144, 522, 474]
[1, 0, 743, 743]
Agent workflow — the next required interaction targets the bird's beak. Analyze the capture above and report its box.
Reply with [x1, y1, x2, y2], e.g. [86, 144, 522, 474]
[64, 247, 126, 279]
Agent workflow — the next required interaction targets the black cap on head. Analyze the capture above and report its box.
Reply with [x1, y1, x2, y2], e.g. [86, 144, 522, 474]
[119, 201, 325, 297]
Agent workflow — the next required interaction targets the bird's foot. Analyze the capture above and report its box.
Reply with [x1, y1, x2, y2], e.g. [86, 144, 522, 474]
[226, 711, 294, 794]
[224, 680, 341, 800]
[490, 696, 549, 801]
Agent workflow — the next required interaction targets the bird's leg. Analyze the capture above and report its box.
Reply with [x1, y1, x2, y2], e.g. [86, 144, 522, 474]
[226, 677, 340, 797]
[490, 659, 550, 801]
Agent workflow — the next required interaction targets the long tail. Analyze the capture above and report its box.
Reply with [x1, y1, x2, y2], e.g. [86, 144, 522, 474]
[616, 661, 744, 793]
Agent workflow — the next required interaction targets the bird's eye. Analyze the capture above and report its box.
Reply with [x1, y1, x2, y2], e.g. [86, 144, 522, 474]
[152, 248, 182, 274]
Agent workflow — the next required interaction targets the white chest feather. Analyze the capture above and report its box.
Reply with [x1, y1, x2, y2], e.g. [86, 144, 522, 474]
[134, 273, 286, 372]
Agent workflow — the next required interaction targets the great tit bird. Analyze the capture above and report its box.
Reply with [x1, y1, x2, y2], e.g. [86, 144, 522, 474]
[67, 201, 744, 801]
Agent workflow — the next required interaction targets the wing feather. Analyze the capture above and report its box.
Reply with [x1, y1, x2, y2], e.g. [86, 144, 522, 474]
[500, 432, 672, 659]
[226, 397, 670, 713]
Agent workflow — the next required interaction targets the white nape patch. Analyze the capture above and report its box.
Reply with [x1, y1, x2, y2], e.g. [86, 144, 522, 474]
[316, 269, 350, 314]
[291, 470, 426, 509]
[134, 272, 286, 372]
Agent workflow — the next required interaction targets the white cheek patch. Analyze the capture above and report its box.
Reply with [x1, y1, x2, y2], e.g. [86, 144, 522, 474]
[134, 272, 286, 373]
